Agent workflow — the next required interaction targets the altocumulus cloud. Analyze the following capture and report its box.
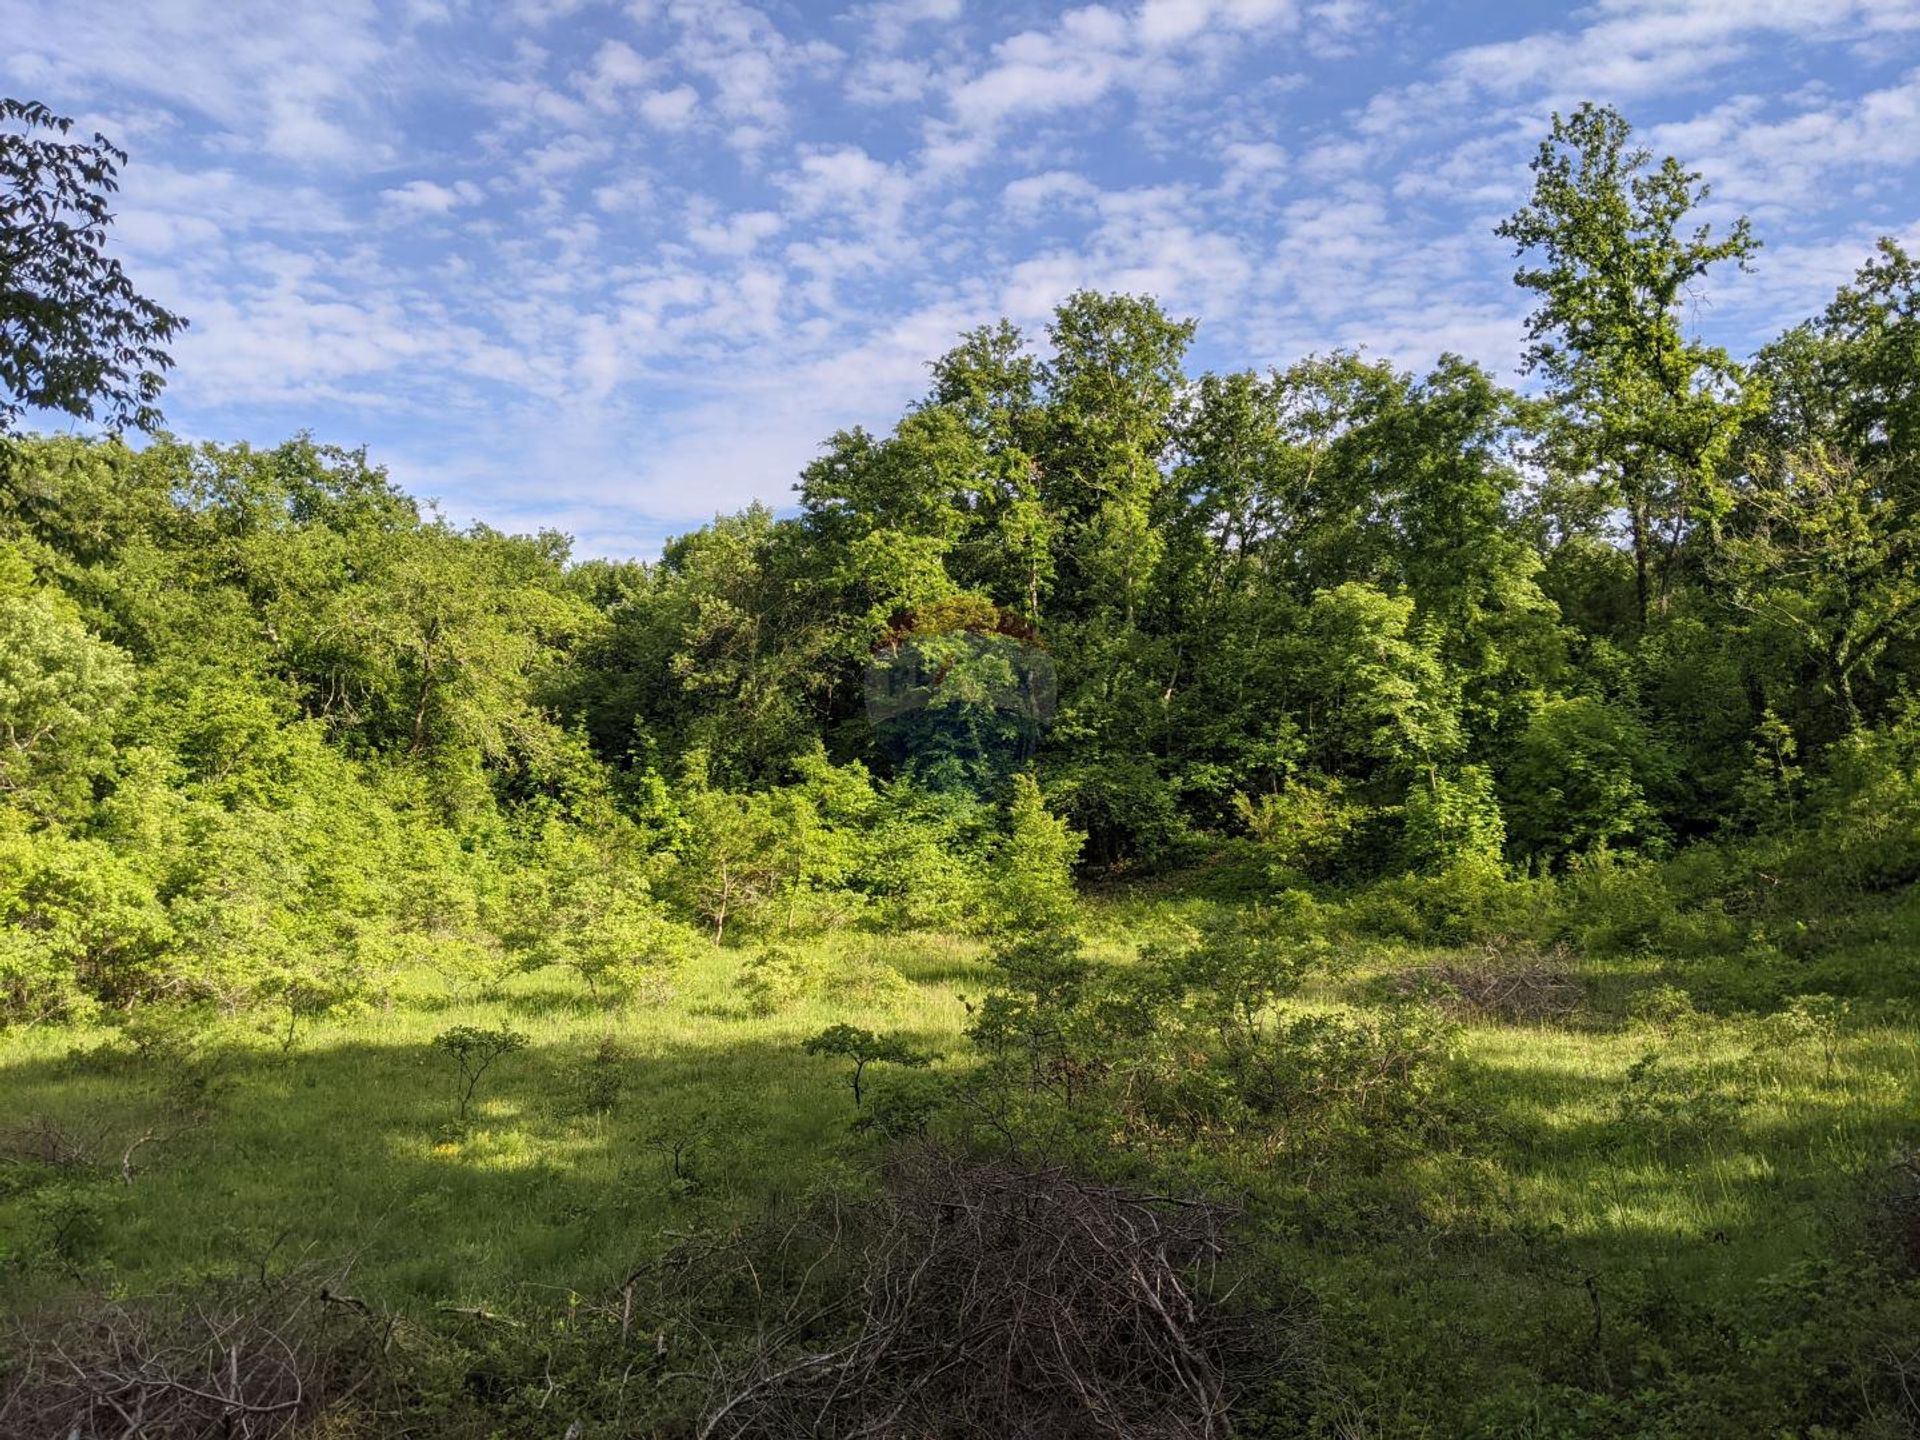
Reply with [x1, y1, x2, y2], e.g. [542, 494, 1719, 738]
[3, 0, 1917, 558]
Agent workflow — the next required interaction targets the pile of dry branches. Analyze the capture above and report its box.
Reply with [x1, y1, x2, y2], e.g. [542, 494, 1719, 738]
[0, 1262, 400, 1439]
[1888, 1145, 1920, 1276]
[0, 1115, 177, 1185]
[1396, 946, 1583, 1023]
[677, 1147, 1288, 1439]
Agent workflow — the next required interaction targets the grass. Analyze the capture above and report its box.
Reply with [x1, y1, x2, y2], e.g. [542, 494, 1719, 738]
[0, 932, 991, 1308]
[2, 890, 1915, 1429]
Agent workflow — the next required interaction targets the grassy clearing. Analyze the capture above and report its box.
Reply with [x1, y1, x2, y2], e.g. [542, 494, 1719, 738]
[0, 933, 990, 1309]
[2, 895, 1914, 1428]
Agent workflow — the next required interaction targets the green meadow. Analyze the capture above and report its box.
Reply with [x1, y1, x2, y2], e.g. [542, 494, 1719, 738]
[6, 877, 1916, 1433]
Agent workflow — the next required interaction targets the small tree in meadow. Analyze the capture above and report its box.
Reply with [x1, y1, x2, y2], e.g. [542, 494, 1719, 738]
[988, 773, 1082, 937]
[675, 783, 784, 944]
[433, 1024, 529, 1123]
[495, 825, 697, 1002]
[803, 1024, 936, 1107]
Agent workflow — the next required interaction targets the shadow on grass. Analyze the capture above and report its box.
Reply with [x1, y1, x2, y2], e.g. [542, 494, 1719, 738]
[0, 1026, 883, 1313]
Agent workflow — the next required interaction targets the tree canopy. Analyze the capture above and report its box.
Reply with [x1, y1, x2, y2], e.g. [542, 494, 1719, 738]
[1, 98, 185, 436]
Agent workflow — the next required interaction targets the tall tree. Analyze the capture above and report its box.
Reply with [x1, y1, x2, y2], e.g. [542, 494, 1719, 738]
[1037, 291, 1195, 627]
[1810, 238, 1920, 476]
[1498, 102, 1764, 625]
[1, 99, 186, 435]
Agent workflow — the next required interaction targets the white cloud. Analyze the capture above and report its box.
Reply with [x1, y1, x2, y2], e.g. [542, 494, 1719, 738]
[1218, 140, 1288, 194]
[780, 144, 914, 226]
[1645, 70, 1920, 218]
[578, 39, 660, 110]
[0, 0, 392, 166]
[845, 57, 937, 104]
[639, 83, 701, 128]
[382, 179, 485, 214]
[931, 0, 1343, 169]
[593, 173, 656, 213]
[848, 0, 964, 53]
[1137, 0, 1294, 48]
[1001, 169, 1101, 219]
[661, 0, 842, 140]
[1363, 0, 1920, 136]
[687, 208, 786, 255]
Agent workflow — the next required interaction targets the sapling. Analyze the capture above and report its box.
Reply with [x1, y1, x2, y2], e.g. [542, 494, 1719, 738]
[570, 1034, 627, 1115]
[803, 1024, 936, 1107]
[643, 1113, 712, 1196]
[1770, 993, 1851, 1077]
[433, 1024, 530, 1123]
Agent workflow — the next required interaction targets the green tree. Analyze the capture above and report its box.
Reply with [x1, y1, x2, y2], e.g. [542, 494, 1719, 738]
[1498, 102, 1765, 624]
[1815, 238, 1920, 473]
[433, 1024, 530, 1124]
[802, 1023, 935, 1108]
[1508, 696, 1672, 862]
[1038, 293, 1194, 627]
[1402, 764, 1506, 872]
[988, 773, 1083, 936]
[0, 590, 133, 815]
[1298, 582, 1460, 785]
[1, 98, 186, 434]
[494, 824, 695, 1001]
[1715, 446, 1920, 730]
[671, 759, 784, 944]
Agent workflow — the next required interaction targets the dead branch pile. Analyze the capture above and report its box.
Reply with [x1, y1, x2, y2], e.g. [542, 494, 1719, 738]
[0, 1114, 193, 1186]
[1888, 1145, 1920, 1276]
[1396, 947, 1583, 1022]
[0, 1116, 113, 1171]
[679, 1147, 1289, 1439]
[0, 1262, 400, 1439]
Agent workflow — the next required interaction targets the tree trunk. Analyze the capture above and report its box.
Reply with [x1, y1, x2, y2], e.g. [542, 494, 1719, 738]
[1629, 500, 1651, 629]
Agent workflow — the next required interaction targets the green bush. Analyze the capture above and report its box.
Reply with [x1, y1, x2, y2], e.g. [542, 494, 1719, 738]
[1401, 765, 1506, 873]
[1507, 696, 1673, 865]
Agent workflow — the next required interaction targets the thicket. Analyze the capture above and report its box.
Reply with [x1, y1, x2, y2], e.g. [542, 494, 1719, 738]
[5, 141, 1920, 1026]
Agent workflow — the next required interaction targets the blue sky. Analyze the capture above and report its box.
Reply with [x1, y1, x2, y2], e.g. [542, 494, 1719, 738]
[7, 0, 1920, 558]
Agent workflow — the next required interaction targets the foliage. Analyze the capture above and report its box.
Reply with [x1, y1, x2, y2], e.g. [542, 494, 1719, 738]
[988, 772, 1083, 935]
[431, 1024, 529, 1123]
[801, 1023, 936, 1107]
[0, 99, 186, 434]
[1507, 696, 1672, 863]
[1401, 764, 1505, 873]
[493, 824, 695, 1003]
[1498, 101, 1764, 625]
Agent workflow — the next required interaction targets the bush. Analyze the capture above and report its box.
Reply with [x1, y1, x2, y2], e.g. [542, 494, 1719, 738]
[1507, 696, 1673, 865]
[0, 821, 172, 1024]
[859, 783, 992, 930]
[1401, 765, 1506, 873]
[987, 773, 1083, 936]
[735, 944, 914, 1016]
[1343, 856, 1533, 945]
[1232, 774, 1389, 884]
[566, 1034, 627, 1115]
[967, 911, 1459, 1167]
[733, 944, 825, 1015]
[493, 824, 696, 1002]
[1611, 1050, 1751, 1152]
